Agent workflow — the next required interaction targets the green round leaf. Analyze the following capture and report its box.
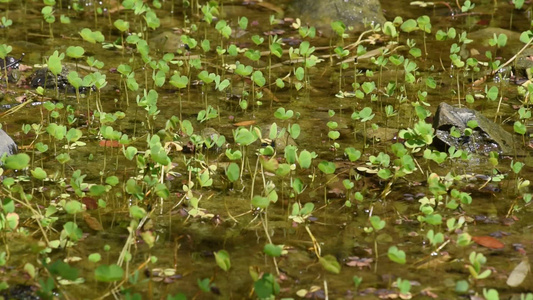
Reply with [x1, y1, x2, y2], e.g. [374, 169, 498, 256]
[4, 153, 30, 170]
[94, 264, 124, 282]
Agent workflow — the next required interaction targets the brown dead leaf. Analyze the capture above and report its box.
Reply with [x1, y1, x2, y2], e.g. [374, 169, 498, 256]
[346, 256, 373, 269]
[376, 289, 398, 299]
[81, 197, 98, 210]
[15, 95, 27, 103]
[99, 140, 120, 148]
[83, 213, 103, 231]
[165, 141, 183, 152]
[261, 87, 279, 103]
[264, 29, 285, 36]
[472, 235, 504, 249]
[470, 48, 480, 56]
[18, 64, 33, 72]
[420, 288, 439, 299]
[233, 120, 257, 127]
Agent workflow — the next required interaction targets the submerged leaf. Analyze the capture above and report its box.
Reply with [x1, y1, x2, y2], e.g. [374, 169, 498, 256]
[506, 259, 530, 287]
[319, 255, 341, 274]
[94, 264, 124, 282]
[214, 250, 231, 271]
[471, 236, 504, 249]
[83, 214, 103, 231]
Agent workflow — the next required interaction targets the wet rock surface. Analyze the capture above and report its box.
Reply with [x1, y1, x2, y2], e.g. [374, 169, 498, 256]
[291, 0, 386, 34]
[432, 102, 527, 156]
[0, 284, 39, 300]
[513, 48, 533, 82]
[261, 124, 297, 153]
[30, 67, 93, 93]
[150, 31, 184, 53]
[30, 67, 71, 91]
[0, 128, 17, 160]
[0, 54, 24, 83]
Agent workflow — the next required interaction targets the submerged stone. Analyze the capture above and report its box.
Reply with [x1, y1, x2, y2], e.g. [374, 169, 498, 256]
[261, 124, 297, 153]
[291, 0, 385, 34]
[0, 54, 24, 83]
[0, 129, 17, 161]
[30, 67, 92, 93]
[150, 31, 184, 53]
[432, 102, 527, 156]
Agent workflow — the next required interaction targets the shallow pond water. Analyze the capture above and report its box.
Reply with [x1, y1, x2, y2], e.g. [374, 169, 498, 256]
[0, 0, 532, 299]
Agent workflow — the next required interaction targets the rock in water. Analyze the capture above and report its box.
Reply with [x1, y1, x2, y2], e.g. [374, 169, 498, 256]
[291, 0, 386, 34]
[432, 102, 527, 156]
[0, 129, 17, 160]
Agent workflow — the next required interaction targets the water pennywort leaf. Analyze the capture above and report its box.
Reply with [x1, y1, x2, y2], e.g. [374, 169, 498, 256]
[252, 196, 270, 209]
[94, 264, 124, 282]
[264, 244, 283, 257]
[370, 215, 386, 231]
[4, 153, 30, 170]
[254, 273, 280, 298]
[318, 161, 336, 174]
[47, 50, 64, 76]
[80, 28, 105, 43]
[298, 150, 312, 169]
[48, 260, 79, 281]
[226, 163, 239, 182]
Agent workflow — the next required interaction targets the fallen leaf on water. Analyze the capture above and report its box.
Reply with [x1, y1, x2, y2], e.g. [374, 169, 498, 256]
[83, 213, 103, 231]
[356, 166, 379, 174]
[375, 289, 398, 299]
[233, 120, 256, 127]
[295, 289, 308, 298]
[261, 87, 279, 103]
[471, 235, 504, 249]
[18, 64, 33, 71]
[399, 292, 412, 300]
[264, 29, 285, 36]
[15, 95, 27, 103]
[506, 258, 530, 287]
[346, 256, 373, 269]
[420, 288, 438, 299]
[164, 141, 183, 152]
[64, 256, 82, 263]
[81, 197, 98, 210]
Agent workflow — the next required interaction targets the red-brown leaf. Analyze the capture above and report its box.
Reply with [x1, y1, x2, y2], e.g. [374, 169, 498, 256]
[233, 120, 257, 127]
[346, 256, 373, 269]
[99, 140, 120, 147]
[81, 197, 98, 210]
[472, 236, 505, 249]
[83, 213, 103, 231]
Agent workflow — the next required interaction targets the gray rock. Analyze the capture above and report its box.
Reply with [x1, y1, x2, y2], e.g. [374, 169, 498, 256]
[433, 102, 527, 156]
[0, 129, 17, 161]
[291, 0, 386, 34]
[261, 124, 297, 153]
